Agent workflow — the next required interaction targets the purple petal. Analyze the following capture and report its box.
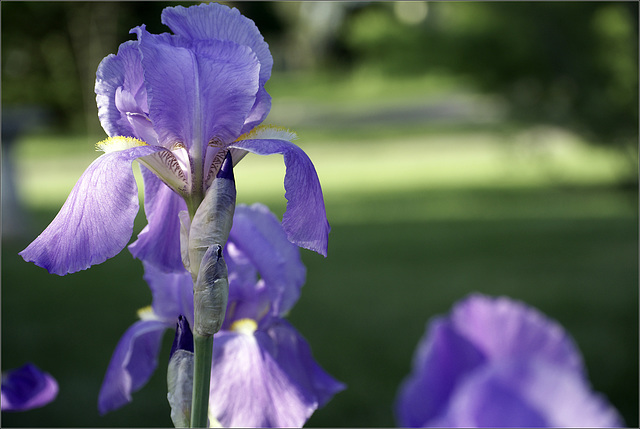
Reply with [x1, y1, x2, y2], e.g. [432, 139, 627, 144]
[241, 86, 272, 134]
[161, 3, 272, 85]
[128, 166, 186, 272]
[229, 139, 330, 256]
[142, 261, 194, 326]
[98, 320, 168, 414]
[395, 294, 624, 428]
[228, 203, 306, 316]
[20, 146, 161, 275]
[160, 3, 273, 133]
[209, 326, 343, 428]
[95, 41, 147, 139]
[451, 294, 584, 373]
[1, 363, 58, 412]
[169, 316, 194, 358]
[133, 26, 260, 151]
[430, 360, 624, 428]
[395, 317, 486, 427]
[266, 320, 346, 409]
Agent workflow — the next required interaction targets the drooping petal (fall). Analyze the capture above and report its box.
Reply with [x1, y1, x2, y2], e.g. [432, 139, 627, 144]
[98, 319, 168, 415]
[20, 146, 161, 275]
[265, 320, 346, 409]
[230, 138, 330, 257]
[1, 363, 58, 412]
[128, 167, 186, 272]
[209, 324, 344, 428]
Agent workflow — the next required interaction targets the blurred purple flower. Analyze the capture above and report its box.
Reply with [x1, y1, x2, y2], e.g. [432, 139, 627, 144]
[20, 2, 329, 276]
[395, 294, 624, 428]
[1, 363, 58, 412]
[98, 204, 344, 426]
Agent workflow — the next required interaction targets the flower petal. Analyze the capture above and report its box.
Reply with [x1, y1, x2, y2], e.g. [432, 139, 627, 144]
[430, 360, 624, 428]
[20, 146, 161, 275]
[1, 363, 58, 412]
[161, 3, 272, 85]
[142, 261, 194, 326]
[209, 326, 342, 428]
[95, 41, 147, 139]
[229, 138, 330, 256]
[451, 294, 584, 372]
[241, 86, 272, 135]
[161, 3, 273, 133]
[228, 203, 306, 316]
[133, 26, 260, 151]
[266, 320, 346, 409]
[394, 317, 486, 428]
[128, 166, 186, 272]
[98, 320, 168, 414]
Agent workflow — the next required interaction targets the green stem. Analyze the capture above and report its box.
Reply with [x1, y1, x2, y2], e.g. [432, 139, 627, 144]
[190, 333, 213, 428]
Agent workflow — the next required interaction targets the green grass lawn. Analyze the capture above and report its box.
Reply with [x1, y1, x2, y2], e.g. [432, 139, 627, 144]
[2, 72, 638, 427]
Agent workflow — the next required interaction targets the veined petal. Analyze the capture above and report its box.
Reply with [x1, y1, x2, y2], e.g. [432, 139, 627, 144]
[98, 319, 168, 415]
[209, 326, 341, 428]
[229, 137, 330, 257]
[161, 3, 273, 85]
[20, 146, 161, 275]
[229, 203, 306, 317]
[128, 166, 187, 273]
[133, 26, 260, 152]
[95, 41, 146, 139]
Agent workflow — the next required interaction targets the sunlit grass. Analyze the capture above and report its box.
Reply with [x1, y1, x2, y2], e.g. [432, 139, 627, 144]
[13, 125, 633, 223]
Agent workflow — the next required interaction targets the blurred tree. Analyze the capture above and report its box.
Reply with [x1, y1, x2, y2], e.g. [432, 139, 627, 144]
[342, 2, 638, 154]
[1, 2, 197, 136]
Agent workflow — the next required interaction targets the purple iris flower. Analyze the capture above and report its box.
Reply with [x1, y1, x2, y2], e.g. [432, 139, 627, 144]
[98, 204, 344, 426]
[20, 2, 329, 276]
[395, 294, 624, 428]
[1, 363, 58, 412]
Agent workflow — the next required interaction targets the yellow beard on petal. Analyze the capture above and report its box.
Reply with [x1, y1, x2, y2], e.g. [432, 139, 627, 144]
[230, 318, 258, 335]
[96, 136, 148, 154]
[235, 125, 297, 142]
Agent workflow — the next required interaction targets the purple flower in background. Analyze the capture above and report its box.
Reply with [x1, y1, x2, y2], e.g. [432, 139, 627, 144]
[20, 2, 329, 276]
[1, 363, 58, 412]
[99, 204, 344, 425]
[395, 294, 624, 428]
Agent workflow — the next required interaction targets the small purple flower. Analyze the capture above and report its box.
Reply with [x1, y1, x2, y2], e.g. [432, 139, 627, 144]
[1, 363, 58, 412]
[395, 294, 624, 428]
[99, 204, 344, 425]
[20, 2, 329, 276]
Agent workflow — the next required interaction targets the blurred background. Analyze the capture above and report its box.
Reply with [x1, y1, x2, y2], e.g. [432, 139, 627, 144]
[2, 1, 637, 427]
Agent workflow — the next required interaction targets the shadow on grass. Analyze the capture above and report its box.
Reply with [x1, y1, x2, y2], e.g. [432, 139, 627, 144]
[2, 185, 637, 427]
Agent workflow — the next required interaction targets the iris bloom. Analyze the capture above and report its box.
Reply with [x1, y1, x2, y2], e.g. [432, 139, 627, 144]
[395, 294, 624, 428]
[20, 2, 329, 276]
[1, 363, 58, 412]
[99, 204, 344, 426]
